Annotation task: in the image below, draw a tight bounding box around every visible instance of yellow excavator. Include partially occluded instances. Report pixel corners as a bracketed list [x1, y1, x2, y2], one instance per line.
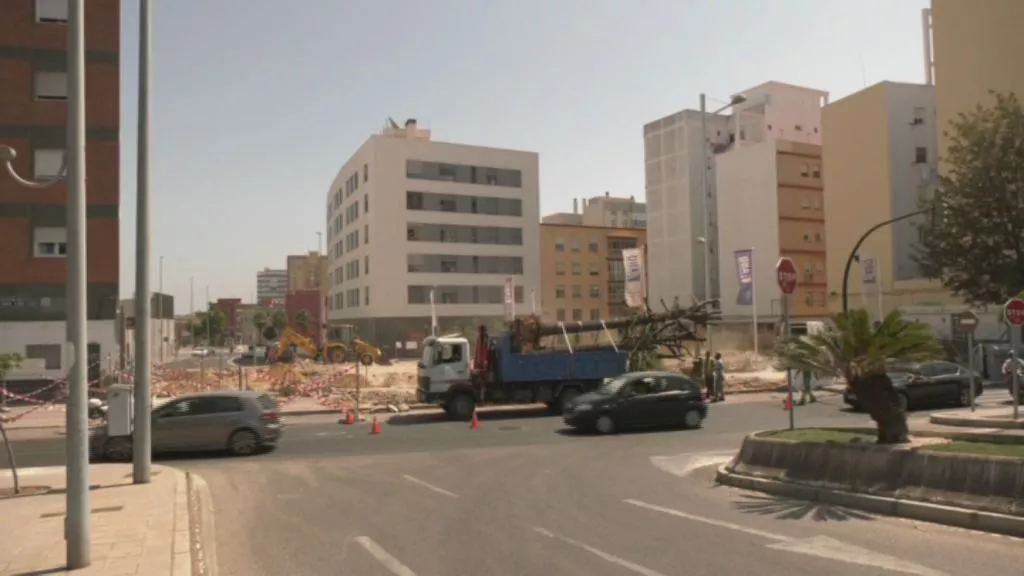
[271, 328, 321, 362]
[324, 324, 387, 365]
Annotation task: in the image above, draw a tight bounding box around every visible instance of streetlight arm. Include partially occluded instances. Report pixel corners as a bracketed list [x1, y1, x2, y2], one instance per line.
[0, 145, 68, 189]
[841, 207, 931, 313]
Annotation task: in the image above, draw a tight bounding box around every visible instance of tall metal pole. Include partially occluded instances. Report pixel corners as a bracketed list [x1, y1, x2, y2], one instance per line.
[783, 294, 794, 430]
[133, 0, 153, 485]
[158, 255, 164, 363]
[750, 247, 759, 354]
[699, 93, 714, 351]
[65, 0, 91, 567]
[967, 331, 976, 412]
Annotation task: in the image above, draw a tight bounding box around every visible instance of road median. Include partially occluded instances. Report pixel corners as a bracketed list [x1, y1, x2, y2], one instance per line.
[716, 427, 1024, 538]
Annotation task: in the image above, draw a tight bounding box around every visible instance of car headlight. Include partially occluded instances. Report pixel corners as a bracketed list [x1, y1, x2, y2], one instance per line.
[573, 403, 592, 412]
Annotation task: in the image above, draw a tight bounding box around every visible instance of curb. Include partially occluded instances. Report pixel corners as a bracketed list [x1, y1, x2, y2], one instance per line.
[715, 464, 1024, 539]
[930, 413, 1024, 430]
[170, 467, 192, 576]
[186, 471, 219, 576]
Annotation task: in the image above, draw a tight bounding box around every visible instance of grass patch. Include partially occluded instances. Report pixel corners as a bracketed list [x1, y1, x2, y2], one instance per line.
[759, 428, 876, 444]
[922, 441, 1024, 458]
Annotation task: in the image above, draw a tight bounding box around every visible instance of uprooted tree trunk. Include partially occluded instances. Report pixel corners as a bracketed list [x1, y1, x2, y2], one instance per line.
[851, 373, 910, 444]
[0, 420, 19, 494]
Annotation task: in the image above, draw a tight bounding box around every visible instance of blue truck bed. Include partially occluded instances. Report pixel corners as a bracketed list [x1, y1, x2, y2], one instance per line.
[495, 335, 628, 383]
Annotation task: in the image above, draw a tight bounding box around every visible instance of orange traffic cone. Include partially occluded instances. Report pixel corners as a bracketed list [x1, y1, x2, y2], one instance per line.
[470, 410, 480, 430]
[345, 411, 356, 425]
[784, 393, 793, 412]
[370, 416, 382, 435]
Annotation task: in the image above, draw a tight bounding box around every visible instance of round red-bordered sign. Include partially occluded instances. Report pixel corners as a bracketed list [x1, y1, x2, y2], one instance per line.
[1005, 298, 1024, 327]
[776, 257, 798, 295]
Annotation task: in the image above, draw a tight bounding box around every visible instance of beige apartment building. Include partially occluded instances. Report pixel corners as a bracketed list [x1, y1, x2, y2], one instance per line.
[821, 82, 945, 314]
[716, 140, 828, 321]
[542, 193, 646, 229]
[287, 251, 328, 292]
[539, 223, 646, 323]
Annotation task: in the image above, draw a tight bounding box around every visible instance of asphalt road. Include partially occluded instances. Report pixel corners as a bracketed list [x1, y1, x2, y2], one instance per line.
[5, 394, 1022, 575]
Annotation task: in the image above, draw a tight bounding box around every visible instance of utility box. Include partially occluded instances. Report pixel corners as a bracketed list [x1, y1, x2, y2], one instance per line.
[106, 383, 134, 437]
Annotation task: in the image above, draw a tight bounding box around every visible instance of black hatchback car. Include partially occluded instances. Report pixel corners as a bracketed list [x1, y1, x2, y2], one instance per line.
[563, 371, 707, 434]
[843, 360, 983, 412]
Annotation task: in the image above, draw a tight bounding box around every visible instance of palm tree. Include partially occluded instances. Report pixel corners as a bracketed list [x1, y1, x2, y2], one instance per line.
[775, 309, 942, 444]
[252, 311, 267, 344]
[270, 310, 289, 333]
[295, 309, 311, 334]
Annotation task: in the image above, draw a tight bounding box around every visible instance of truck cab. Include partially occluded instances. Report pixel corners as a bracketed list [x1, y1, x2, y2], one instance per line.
[417, 335, 474, 411]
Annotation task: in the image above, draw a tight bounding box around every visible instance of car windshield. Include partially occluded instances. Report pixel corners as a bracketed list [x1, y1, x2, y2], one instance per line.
[420, 344, 434, 368]
[597, 375, 631, 395]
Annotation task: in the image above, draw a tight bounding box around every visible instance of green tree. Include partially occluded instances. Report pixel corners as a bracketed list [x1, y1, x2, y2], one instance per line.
[0, 353, 23, 494]
[915, 91, 1024, 305]
[262, 325, 279, 342]
[775, 309, 942, 444]
[193, 305, 227, 346]
[270, 309, 289, 333]
[295, 309, 311, 334]
[252, 311, 267, 344]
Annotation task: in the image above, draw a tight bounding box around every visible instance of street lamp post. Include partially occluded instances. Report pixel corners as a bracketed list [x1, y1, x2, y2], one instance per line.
[699, 92, 747, 350]
[0, 0, 91, 567]
[842, 207, 934, 313]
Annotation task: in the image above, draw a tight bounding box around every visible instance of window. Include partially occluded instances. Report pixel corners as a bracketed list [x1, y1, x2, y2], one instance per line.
[571, 262, 581, 276]
[555, 263, 566, 276]
[365, 286, 370, 306]
[364, 194, 369, 214]
[588, 240, 599, 254]
[406, 223, 522, 245]
[589, 285, 600, 298]
[571, 239, 581, 253]
[35, 0, 68, 23]
[811, 164, 821, 178]
[588, 263, 600, 276]
[556, 309, 566, 321]
[405, 191, 522, 217]
[572, 309, 583, 321]
[25, 344, 61, 369]
[363, 163, 369, 183]
[34, 227, 67, 258]
[33, 148, 64, 179]
[589, 309, 600, 321]
[915, 147, 928, 164]
[801, 198, 810, 210]
[407, 285, 524, 305]
[799, 164, 809, 177]
[34, 71, 67, 100]
[364, 224, 369, 245]
[913, 107, 926, 124]
[555, 286, 566, 299]
[554, 238, 565, 253]
[794, 124, 804, 132]
[571, 285, 581, 299]
[405, 160, 523, 188]
[364, 255, 369, 275]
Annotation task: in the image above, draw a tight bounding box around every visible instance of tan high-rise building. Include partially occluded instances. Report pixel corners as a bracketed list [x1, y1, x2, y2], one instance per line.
[539, 223, 646, 323]
[287, 252, 327, 292]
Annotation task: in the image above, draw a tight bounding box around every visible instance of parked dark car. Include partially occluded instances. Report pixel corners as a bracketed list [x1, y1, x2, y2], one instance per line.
[91, 391, 283, 461]
[843, 361, 983, 412]
[562, 371, 707, 434]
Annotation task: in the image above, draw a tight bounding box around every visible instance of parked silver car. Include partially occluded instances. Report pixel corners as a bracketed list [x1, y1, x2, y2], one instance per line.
[92, 391, 283, 461]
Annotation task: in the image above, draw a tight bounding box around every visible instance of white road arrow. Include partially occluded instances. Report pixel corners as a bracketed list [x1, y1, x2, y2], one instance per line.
[625, 499, 948, 576]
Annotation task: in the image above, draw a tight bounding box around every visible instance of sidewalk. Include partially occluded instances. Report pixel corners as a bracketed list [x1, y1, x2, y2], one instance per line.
[0, 464, 209, 575]
[928, 406, 1024, 430]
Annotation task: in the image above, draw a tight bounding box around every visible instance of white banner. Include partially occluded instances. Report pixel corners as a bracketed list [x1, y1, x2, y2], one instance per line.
[861, 256, 877, 285]
[429, 288, 438, 336]
[622, 248, 645, 308]
[504, 277, 515, 320]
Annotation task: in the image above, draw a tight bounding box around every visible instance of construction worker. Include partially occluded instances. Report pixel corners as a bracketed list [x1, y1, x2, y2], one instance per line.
[702, 350, 715, 401]
[713, 352, 726, 401]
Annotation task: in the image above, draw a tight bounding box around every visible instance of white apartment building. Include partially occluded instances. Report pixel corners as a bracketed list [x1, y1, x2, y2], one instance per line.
[643, 81, 828, 308]
[542, 192, 646, 229]
[256, 268, 287, 304]
[324, 119, 540, 351]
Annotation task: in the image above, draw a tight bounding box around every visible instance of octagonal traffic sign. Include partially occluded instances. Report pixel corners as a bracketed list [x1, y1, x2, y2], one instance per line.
[776, 257, 798, 295]
[1005, 298, 1024, 327]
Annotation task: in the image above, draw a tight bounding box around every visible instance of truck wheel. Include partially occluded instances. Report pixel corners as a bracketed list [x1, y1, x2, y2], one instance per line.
[595, 415, 615, 434]
[448, 395, 476, 421]
[555, 388, 581, 415]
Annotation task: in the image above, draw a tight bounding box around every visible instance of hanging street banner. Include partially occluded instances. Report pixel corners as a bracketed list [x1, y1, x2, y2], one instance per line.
[734, 249, 754, 306]
[861, 256, 877, 285]
[622, 248, 645, 308]
[504, 277, 515, 320]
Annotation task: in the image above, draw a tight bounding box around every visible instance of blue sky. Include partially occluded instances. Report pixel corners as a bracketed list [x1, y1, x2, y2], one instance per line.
[116, 0, 931, 310]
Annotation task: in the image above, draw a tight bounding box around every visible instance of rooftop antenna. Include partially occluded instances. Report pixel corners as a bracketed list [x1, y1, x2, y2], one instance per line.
[387, 116, 400, 130]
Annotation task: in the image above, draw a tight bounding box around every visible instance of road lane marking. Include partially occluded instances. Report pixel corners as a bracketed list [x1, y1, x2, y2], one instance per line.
[531, 527, 667, 576]
[624, 499, 948, 576]
[650, 450, 736, 477]
[354, 536, 418, 576]
[624, 499, 787, 541]
[401, 474, 458, 498]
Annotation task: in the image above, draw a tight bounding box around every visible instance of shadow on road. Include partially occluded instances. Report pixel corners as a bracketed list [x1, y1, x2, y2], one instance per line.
[387, 406, 554, 426]
[731, 492, 875, 522]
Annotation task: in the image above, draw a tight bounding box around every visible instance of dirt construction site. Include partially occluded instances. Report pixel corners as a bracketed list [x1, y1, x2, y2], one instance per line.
[150, 350, 792, 413]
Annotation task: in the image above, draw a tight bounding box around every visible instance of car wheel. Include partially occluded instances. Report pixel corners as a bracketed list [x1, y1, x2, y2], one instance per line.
[958, 386, 972, 407]
[228, 429, 260, 456]
[448, 394, 475, 421]
[594, 414, 615, 435]
[897, 392, 910, 412]
[103, 437, 133, 462]
[682, 408, 703, 429]
[556, 388, 581, 415]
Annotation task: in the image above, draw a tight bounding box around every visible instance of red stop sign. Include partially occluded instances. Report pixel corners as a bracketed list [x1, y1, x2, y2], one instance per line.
[1005, 298, 1024, 326]
[776, 257, 798, 295]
